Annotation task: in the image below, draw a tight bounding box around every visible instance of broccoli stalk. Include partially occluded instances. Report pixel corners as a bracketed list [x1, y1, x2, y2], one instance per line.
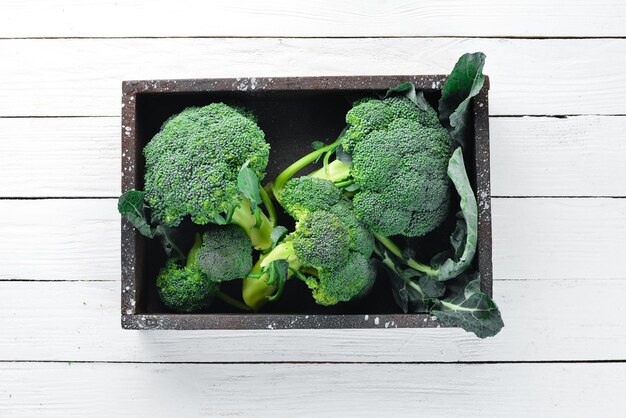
[373, 232, 438, 277]
[242, 240, 301, 310]
[272, 139, 342, 201]
[229, 195, 274, 251]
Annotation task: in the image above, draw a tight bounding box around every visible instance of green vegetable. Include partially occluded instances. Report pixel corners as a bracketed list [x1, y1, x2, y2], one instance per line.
[118, 189, 192, 259]
[243, 177, 375, 310]
[156, 231, 251, 313]
[438, 52, 486, 147]
[374, 148, 477, 281]
[196, 225, 253, 283]
[431, 273, 503, 339]
[273, 94, 452, 238]
[142, 103, 274, 250]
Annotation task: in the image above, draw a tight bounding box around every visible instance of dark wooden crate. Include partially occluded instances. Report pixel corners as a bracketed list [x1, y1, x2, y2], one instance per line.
[120, 76, 491, 330]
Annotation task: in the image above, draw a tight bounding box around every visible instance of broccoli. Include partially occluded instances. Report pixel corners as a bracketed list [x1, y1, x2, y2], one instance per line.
[273, 95, 451, 238]
[242, 177, 375, 310]
[143, 103, 274, 250]
[196, 225, 253, 283]
[156, 230, 252, 313]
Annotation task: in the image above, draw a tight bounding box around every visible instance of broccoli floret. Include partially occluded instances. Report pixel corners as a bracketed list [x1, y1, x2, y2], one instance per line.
[349, 118, 451, 236]
[280, 176, 343, 218]
[196, 225, 253, 282]
[156, 259, 219, 313]
[292, 210, 351, 271]
[156, 232, 251, 313]
[242, 178, 375, 310]
[304, 253, 376, 306]
[143, 103, 274, 250]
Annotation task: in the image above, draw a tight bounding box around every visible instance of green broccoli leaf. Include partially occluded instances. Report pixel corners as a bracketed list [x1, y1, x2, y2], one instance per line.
[118, 190, 156, 238]
[431, 272, 504, 338]
[270, 226, 289, 250]
[384, 82, 429, 111]
[237, 163, 262, 210]
[154, 224, 189, 260]
[379, 249, 437, 313]
[438, 52, 486, 147]
[335, 144, 352, 165]
[118, 189, 190, 259]
[435, 148, 478, 281]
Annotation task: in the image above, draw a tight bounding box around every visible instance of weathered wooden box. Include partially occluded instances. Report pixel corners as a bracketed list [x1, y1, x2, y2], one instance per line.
[120, 76, 491, 330]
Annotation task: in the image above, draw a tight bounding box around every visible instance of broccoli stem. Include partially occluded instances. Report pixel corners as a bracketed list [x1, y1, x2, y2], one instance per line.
[231, 197, 274, 251]
[215, 291, 252, 311]
[260, 186, 277, 227]
[309, 159, 351, 184]
[273, 139, 342, 200]
[241, 241, 301, 310]
[373, 232, 439, 277]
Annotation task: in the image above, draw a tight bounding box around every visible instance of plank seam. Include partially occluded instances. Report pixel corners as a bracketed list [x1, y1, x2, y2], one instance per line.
[1, 360, 626, 365]
[2, 36, 626, 40]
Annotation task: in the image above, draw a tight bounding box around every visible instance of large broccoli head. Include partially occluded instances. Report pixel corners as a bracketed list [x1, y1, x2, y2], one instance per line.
[341, 96, 452, 237]
[143, 103, 270, 227]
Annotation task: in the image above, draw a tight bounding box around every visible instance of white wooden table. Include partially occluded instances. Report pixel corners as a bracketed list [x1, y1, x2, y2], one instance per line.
[1, 1, 625, 416]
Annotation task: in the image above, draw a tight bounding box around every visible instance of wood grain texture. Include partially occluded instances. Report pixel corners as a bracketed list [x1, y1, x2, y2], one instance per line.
[490, 116, 626, 197]
[1, 38, 625, 117]
[2, 362, 625, 417]
[2, 116, 624, 198]
[0, 0, 624, 38]
[0, 279, 624, 362]
[0, 200, 119, 281]
[1, 198, 623, 281]
[0, 118, 120, 197]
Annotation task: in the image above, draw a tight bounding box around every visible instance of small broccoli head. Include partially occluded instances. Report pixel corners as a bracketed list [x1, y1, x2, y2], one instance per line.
[340, 96, 452, 237]
[196, 225, 253, 283]
[156, 259, 219, 313]
[143, 103, 270, 226]
[292, 210, 351, 271]
[281, 176, 343, 219]
[303, 253, 376, 306]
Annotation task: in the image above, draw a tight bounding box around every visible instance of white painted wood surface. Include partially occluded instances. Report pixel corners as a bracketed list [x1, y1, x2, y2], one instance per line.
[1, 0, 624, 38]
[1, 38, 626, 116]
[2, 363, 625, 417]
[1, 0, 625, 416]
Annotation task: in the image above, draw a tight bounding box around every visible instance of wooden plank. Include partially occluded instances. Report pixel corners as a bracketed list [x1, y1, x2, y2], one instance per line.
[2, 116, 624, 198]
[0, 279, 624, 362]
[1, 362, 624, 416]
[0, 199, 119, 281]
[1, 38, 625, 116]
[0, 118, 120, 197]
[0, 0, 624, 38]
[492, 198, 626, 279]
[490, 116, 626, 197]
